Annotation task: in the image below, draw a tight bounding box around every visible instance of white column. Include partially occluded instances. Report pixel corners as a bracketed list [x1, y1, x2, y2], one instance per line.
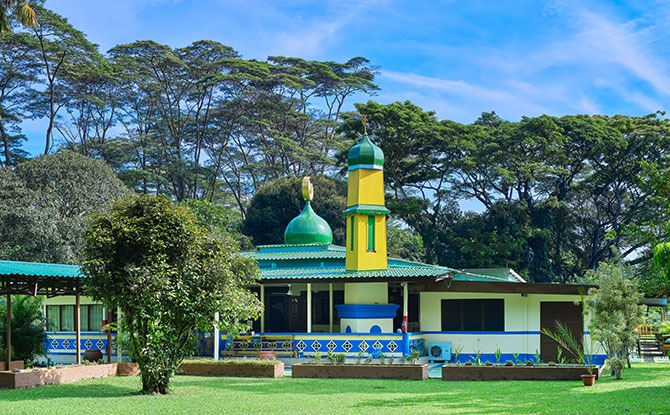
[329, 283, 333, 332]
[213, 312, 220, 360]
[75, 293, 81, 365]
[116, 306, 122, 362]
[403, 282, 409, 317]
[6, 293, 11, 369]
[307, 283, 312, 333]
[260, 285, 265, 332]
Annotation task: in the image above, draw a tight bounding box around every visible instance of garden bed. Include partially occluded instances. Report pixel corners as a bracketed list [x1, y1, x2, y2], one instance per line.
[177, 359, 284, 378]
[292, 363, 428, 380]
[0, 360, 24, 371]
[441, 364, 600, 381]
[0, 363, 118, 389]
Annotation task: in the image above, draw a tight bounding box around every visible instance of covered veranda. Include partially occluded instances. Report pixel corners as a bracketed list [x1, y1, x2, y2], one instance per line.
[0, 260, 88, 369]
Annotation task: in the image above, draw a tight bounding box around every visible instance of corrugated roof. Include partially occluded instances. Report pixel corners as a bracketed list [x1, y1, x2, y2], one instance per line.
[243, 244, 523, 283]
[0, 260, 84, 278]
[244, 250, 346, 261]
[259, 266, 453, 280]
[460, 268, 526, 283]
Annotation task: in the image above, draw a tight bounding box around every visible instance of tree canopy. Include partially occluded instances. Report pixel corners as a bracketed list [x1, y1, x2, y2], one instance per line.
[582, 259, 644, 378]
[2, 2, 669, 286]
[0, 150, 128, 263]
[339, 104, 670, 282]
[242, 176, 347, 246]
[83, 194, 262, 394]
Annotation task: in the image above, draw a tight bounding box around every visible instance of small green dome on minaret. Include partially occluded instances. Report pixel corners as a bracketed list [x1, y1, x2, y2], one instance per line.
[347, 135, 384, 170]
[283, 177, 333, 245]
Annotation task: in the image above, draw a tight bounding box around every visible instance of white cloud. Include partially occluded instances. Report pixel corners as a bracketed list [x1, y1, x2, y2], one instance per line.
[522, 1, 670, 98]
[572, 8, 670, 96]
[378, 70, 558, 121]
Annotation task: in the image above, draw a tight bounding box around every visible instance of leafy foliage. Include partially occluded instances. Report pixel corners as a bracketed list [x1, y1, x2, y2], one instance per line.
[83, 194, 262, 394]
[0, 150, 128, 263]
[242, 176, 347, 246]
[0, 295, 46, 361]
[582, 259, 644, 379]
[341, 105, 670, 281]
[181, 198, 252, 250]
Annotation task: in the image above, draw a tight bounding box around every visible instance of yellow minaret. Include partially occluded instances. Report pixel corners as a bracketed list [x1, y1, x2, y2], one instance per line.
[345, 128, 389, 271]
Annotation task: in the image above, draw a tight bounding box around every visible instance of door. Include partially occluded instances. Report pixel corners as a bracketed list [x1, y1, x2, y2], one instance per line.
[540, 302, 583, 362]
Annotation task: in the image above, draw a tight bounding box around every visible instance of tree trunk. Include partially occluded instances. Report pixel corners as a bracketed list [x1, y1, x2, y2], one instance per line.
[0, 114, 10, 168]
[140, 367, 171, 394]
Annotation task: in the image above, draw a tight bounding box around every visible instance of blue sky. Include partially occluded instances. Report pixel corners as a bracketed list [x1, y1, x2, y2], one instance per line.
[34, 0, 669, 147]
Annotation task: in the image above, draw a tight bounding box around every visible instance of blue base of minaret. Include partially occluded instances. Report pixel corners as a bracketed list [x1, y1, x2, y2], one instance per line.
[335, 304, 399, 319]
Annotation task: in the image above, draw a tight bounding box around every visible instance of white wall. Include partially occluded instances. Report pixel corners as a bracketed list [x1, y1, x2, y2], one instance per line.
[420, 292, 586, 356]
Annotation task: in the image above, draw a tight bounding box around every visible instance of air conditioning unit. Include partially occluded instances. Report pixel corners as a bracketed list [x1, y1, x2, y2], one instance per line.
[428, 342, 452, 363]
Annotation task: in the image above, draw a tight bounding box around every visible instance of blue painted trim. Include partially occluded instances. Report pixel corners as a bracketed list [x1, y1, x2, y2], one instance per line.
[335, 304, 399, 319]
[348, 164, 383, 171]
[232, 332, 403, 337]
[418, 330, 542, 335]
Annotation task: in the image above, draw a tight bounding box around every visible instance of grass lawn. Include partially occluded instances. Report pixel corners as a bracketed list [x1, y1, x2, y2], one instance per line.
[1, 362, 669, 415]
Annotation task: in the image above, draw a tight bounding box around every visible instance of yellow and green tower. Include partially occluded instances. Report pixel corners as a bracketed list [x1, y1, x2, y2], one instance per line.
[345, 134, 390, 271]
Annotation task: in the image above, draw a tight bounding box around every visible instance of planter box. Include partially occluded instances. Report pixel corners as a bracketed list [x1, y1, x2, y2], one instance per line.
[441, 365, 600, 381]
[177, 361, 284, 378]
[0, 364, 118, 389]
[292, 363, 428, 380]
[116, 363, 140, 377]
[0, 360, 24, 371]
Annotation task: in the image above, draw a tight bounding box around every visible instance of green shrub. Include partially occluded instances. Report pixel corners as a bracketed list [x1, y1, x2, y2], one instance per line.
[406, 350, 420, 364]
[327, 352, 346, 365]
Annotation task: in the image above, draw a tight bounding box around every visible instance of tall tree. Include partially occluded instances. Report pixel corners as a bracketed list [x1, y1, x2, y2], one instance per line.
[582, 259, 644, 379]
[0, 0, 36, 33]
[0, 150, 128, 263]
[84, 194, 263, 394]
[0, 31, 40, 167]
[30, 5, 100, 154]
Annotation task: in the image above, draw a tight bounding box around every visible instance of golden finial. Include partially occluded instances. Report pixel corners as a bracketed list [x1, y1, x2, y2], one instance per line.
[361, 114, 368, 135]
[302, 176, 314, 201]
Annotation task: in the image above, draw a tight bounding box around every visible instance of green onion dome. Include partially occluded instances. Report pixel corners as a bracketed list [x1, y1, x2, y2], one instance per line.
[283, 201, 333, 245]
[348, 135, 384, 170]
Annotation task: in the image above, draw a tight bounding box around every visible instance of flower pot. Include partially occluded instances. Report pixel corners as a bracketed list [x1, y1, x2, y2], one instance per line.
[581, 374, 596, 386]
[257, 351, 278, 360]
[117, 363, 140, 376]
[83, 349, 103, 362]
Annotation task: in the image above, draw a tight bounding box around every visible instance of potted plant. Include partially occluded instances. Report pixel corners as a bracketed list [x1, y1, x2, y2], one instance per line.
[541, 322, 597, 386]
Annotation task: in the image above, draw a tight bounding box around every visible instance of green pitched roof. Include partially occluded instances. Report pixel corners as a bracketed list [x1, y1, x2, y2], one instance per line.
[343, 204, 391, 216]
[0, 260, 84, 278]
[243, 243, 522, 283]
[259, 266, 452, 280]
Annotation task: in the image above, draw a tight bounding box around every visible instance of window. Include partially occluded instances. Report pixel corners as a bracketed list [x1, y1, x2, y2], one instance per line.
[349, 217, 355, 251]
[367, 215, 375, 251]
[47, 305, 104, 331]
[441, 299, 504, 331]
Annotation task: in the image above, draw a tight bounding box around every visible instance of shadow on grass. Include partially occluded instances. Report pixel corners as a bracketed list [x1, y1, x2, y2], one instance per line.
[3, 364, 670, 414]
[173, 374, 431, 394]
[0, 378, 143, 402]
[355, 384, 670, 415]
